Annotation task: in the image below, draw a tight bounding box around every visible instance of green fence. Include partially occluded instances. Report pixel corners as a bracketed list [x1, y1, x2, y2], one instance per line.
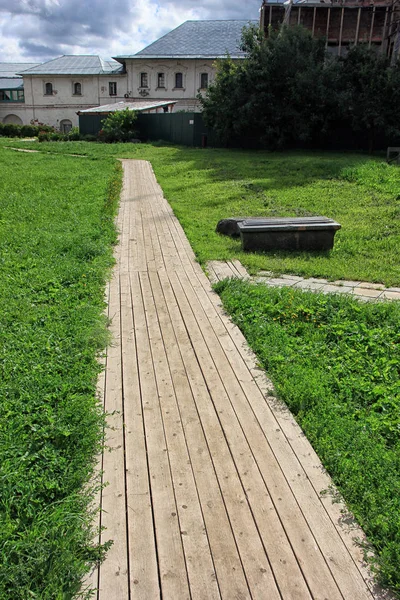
[78, 111, 222, 147]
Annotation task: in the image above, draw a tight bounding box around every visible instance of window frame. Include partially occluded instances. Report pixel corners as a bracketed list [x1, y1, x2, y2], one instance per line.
[140, 72, 149, 88]
[73, 82, 82, 96]
[200, 73, 209, 90]
[157, 72, 165, 89]
[44, 82, 53, 96]
[174, 72, 183, 89]
[109, 81, 117, 96]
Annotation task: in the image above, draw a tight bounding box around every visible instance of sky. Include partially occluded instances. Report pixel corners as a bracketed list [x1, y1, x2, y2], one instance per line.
[0, 0, 261, 64]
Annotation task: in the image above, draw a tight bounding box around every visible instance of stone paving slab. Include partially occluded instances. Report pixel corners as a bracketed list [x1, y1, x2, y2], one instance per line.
[207, 261, 400, 302]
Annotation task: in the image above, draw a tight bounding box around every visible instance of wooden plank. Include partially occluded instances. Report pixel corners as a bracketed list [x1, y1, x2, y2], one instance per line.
[171, 268, 341, 599]
[157, 269, 264, 600]
[140, 271, 221, 600]
[98, 271, 129, 600]
[120, 272, 160, 599]
[231, 260, 250, 279]
[180, 270, 374, 599]
[129, 270, 191, 600]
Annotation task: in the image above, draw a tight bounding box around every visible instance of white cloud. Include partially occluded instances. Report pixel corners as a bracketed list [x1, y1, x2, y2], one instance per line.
[0, 0, 260, 62]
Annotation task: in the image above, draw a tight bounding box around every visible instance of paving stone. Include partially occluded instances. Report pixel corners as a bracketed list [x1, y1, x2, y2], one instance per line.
[280, 274, 304, 282]
[386, 287, 400, 293]
[321, 285, 353, 295]
[331, 280, 361, 287]
[356, 282, 385, 290]
[294, 280, 325, 291]
[307, 277, 329, 284]
[268, 278, 298, 287]
[353, 287, 383, 298]
[380, 290, 400, 300]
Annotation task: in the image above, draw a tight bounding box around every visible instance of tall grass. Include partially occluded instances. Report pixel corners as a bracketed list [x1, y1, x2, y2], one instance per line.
[0, 148, 120, 598]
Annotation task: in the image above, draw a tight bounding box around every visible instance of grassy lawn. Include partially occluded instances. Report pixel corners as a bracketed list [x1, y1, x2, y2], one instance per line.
[0, 145, 120, 598]
[0, 138, 399, 597]
[4, 139, 399, 285]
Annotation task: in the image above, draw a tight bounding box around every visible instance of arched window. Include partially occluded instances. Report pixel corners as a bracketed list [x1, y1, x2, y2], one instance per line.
[45, 82, 53, 95]
[60, 119, 72, 133]
[73, 82, 82, 95]
[3, 114, 23, 125]
[175, 72, 183, 89]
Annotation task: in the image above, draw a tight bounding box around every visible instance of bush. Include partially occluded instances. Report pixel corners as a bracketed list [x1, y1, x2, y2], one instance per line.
[100, 108, 138, 142]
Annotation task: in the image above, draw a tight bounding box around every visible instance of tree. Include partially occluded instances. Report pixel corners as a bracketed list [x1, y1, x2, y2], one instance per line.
[200, 25, 335, 148]
[339, 45, 400, 151]
[100, 108, 138, 142]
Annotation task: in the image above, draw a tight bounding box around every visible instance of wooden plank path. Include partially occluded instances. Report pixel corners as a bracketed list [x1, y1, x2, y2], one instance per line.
[92, 159, 386, 600]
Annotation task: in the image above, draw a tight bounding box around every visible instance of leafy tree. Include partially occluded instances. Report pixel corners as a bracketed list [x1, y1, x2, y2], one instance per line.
[339, 45, 400, 151]
[201, 25, 335, 148]
[200, 25, 400, 151]
[100, 108, 138, 142]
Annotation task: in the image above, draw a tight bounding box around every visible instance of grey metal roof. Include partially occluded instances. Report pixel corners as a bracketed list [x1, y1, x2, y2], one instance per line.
[78, 100, 177, 114]
[0, 78, 24, 90]
[115, 20, 259, 60]
[0, 63, 39, 78]
[20, 55, 124, 76]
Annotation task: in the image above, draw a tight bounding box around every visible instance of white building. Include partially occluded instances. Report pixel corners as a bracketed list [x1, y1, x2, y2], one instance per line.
[0, 20, 256, 128]
[114, 20, 257, 112]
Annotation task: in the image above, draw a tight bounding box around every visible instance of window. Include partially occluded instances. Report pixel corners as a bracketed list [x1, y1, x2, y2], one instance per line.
[157, 73, 165, 88]
[73, 82, 82, 95]
[109, 82, 117, 96]
[200, 73, 208, 89]
[16, 90, 25, 101]
[175, 72, 183, 89]
[140, 72, 148, 88]
[0, 90, 11, 101]
[45, 82, 53, 95]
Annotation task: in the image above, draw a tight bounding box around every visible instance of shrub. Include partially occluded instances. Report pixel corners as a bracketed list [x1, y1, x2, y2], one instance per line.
[100, 108, 138, 142]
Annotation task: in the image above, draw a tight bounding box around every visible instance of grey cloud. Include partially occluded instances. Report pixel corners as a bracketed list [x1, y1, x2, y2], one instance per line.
[1, 0, 261, 62]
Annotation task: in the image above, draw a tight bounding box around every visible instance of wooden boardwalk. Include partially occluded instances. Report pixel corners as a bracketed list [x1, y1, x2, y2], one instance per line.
[91, 160, 383, 600]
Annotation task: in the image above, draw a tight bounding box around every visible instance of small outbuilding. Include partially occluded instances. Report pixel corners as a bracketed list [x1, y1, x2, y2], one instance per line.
[77, 100, 177, 135]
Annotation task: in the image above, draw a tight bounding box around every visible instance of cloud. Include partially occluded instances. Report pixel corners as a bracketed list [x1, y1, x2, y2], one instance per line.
[0, 0, 261, 62]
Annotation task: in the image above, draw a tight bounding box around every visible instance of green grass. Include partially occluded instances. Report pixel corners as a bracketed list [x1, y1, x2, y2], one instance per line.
[215, 278, 400, 595]
[3, 140, 399, 285]
[0, 146, 120, 598]
[1, 139, 399, 597]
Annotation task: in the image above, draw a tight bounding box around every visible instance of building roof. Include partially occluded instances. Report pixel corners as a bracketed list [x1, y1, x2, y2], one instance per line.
[115, 20, 259, 60]
[19, 55, 124, 76]
[0, 78, 24, 90]
[0, 63, 39, 78]
[77, 100, 177, 114]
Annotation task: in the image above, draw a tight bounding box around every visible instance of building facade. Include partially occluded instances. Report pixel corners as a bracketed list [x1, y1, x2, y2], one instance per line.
[0, 20, 256, 128]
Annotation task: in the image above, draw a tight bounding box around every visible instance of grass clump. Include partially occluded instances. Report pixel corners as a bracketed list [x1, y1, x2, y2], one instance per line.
[0, 148, 121, 598]
[215, 278, 400, 595]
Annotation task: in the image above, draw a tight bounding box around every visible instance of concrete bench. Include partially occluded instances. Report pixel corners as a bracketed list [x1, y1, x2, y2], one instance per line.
[238, 217, 341, 252]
